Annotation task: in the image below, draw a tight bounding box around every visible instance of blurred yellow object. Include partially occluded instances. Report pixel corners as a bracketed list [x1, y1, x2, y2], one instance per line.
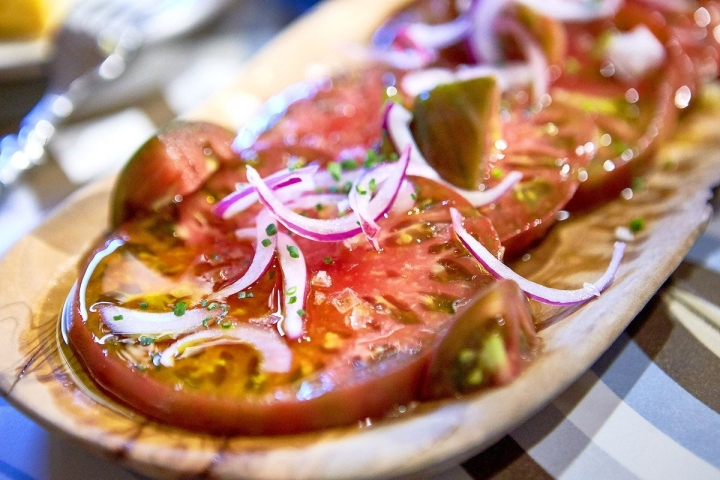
[0, 0, 69, 40]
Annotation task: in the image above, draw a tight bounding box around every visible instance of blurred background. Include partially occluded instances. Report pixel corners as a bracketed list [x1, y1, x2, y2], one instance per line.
[0, 0, 318, 252]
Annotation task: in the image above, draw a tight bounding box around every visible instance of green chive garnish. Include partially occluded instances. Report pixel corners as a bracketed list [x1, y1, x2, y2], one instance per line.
[173, 301, 187, 316]
[287, 245, 300, 258]
[261, 238, 272, 247]
[323, 256, 333, 265]
[113, 314, 123, 321]
[139, 336, 155, 346]
[297, 309, 307, 316]
[265, 223, 277, 236]
[289, 296, 297, 304]
[328, 161, 342, 181]
[341, 159, 358, 170]
[139, 302, 148, 309]
[629, 217, 645, 233]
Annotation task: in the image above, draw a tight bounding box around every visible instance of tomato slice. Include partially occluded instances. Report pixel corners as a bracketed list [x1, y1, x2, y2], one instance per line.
[480, 96, 598, 259]
[245, 66, 390, 168]
[69, 175, 503, 435]
[553, 4, 694, 210]
[110, 121, 241, 229]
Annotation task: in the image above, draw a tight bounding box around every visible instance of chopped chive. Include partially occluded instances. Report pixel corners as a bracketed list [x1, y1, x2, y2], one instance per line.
[219, 319, 233, 329]
[297, 309, 307, 316]
[369, 178, 377, 192]
[139, 336, 155, 346]
[323, 256, 333, 265]
[288, 296, 297, 304]
[202, 318, 211, 328]
[341, 159, 358, 170]
[410, 193, 418, 200]
[341, 181, 352, 194]
[265, 223, 277, 236]
[286, 286, 297, 295]
[491, 167, 504, 179]
[315, 203, 323, 211]
[201, 299, 207, 308]
[207, 302, 219, 311]
[365, 149, 381, 168]
[356, 185, 367, 195]
[629, 217, 645, 233]
[328, 161, 342, 181]
[631, 176, 646, 191]
[261, 238, 272, 247]
[287, 245, 300, 258]
[173, 301, 187, 316]
[238, 291, 248, 299]
[139, 302, 148, 310]
[113, 314, 123, 321]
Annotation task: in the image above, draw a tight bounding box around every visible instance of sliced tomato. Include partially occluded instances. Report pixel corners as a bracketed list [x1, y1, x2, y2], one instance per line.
[69, 175, 505, 435]
[553, 3, 702, 210]
[480, 97, 598, 259]
[110, 121, 241, 229]
[245, 66, 390, 168]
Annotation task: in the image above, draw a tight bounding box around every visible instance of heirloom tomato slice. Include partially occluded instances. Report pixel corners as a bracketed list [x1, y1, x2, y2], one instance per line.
[553, 4, 687, 210]
[69, 173, 505, 435]
[110, 121, 241, 229]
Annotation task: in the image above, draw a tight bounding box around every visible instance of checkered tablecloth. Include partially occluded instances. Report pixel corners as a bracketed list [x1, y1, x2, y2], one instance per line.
[2, 2, 720, 479]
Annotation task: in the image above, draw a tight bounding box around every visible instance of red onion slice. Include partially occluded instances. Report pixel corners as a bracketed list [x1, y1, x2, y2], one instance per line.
[210, 210, 277, 300]
[385, 102, 521, 206]
[313, 168, 362, 191]
[99, 305, 220, 336]
[468, 0, 509, 64]
[514, 0, 622, 21]
[451, 208, 625, 306]
[494, 17, 549, 99]
[348, 151, 411, 249]
[159, 325, 292, 371]
[247, 148, 410, 243]
[277, 232, 307, 340]
[214, 164, 319, 219]
[401, 63, 533, 99]
[248, 165, 362, 241]
[400, 15, 472, 50]
[79, 238, 125, 321]
[370, 47, 437, 70]
[287, 193, 351, 213]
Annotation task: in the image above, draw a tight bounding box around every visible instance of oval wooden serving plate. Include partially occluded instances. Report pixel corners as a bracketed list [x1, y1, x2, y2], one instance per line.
[2, 1, 720, 478]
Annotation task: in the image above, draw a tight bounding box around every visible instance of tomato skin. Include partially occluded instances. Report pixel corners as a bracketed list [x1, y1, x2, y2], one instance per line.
[110, 121, 241, 229]
[421, 279, 536, 400]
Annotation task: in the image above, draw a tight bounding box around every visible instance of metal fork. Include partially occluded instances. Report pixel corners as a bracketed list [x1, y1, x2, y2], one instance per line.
[0, 0, 229, 198]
